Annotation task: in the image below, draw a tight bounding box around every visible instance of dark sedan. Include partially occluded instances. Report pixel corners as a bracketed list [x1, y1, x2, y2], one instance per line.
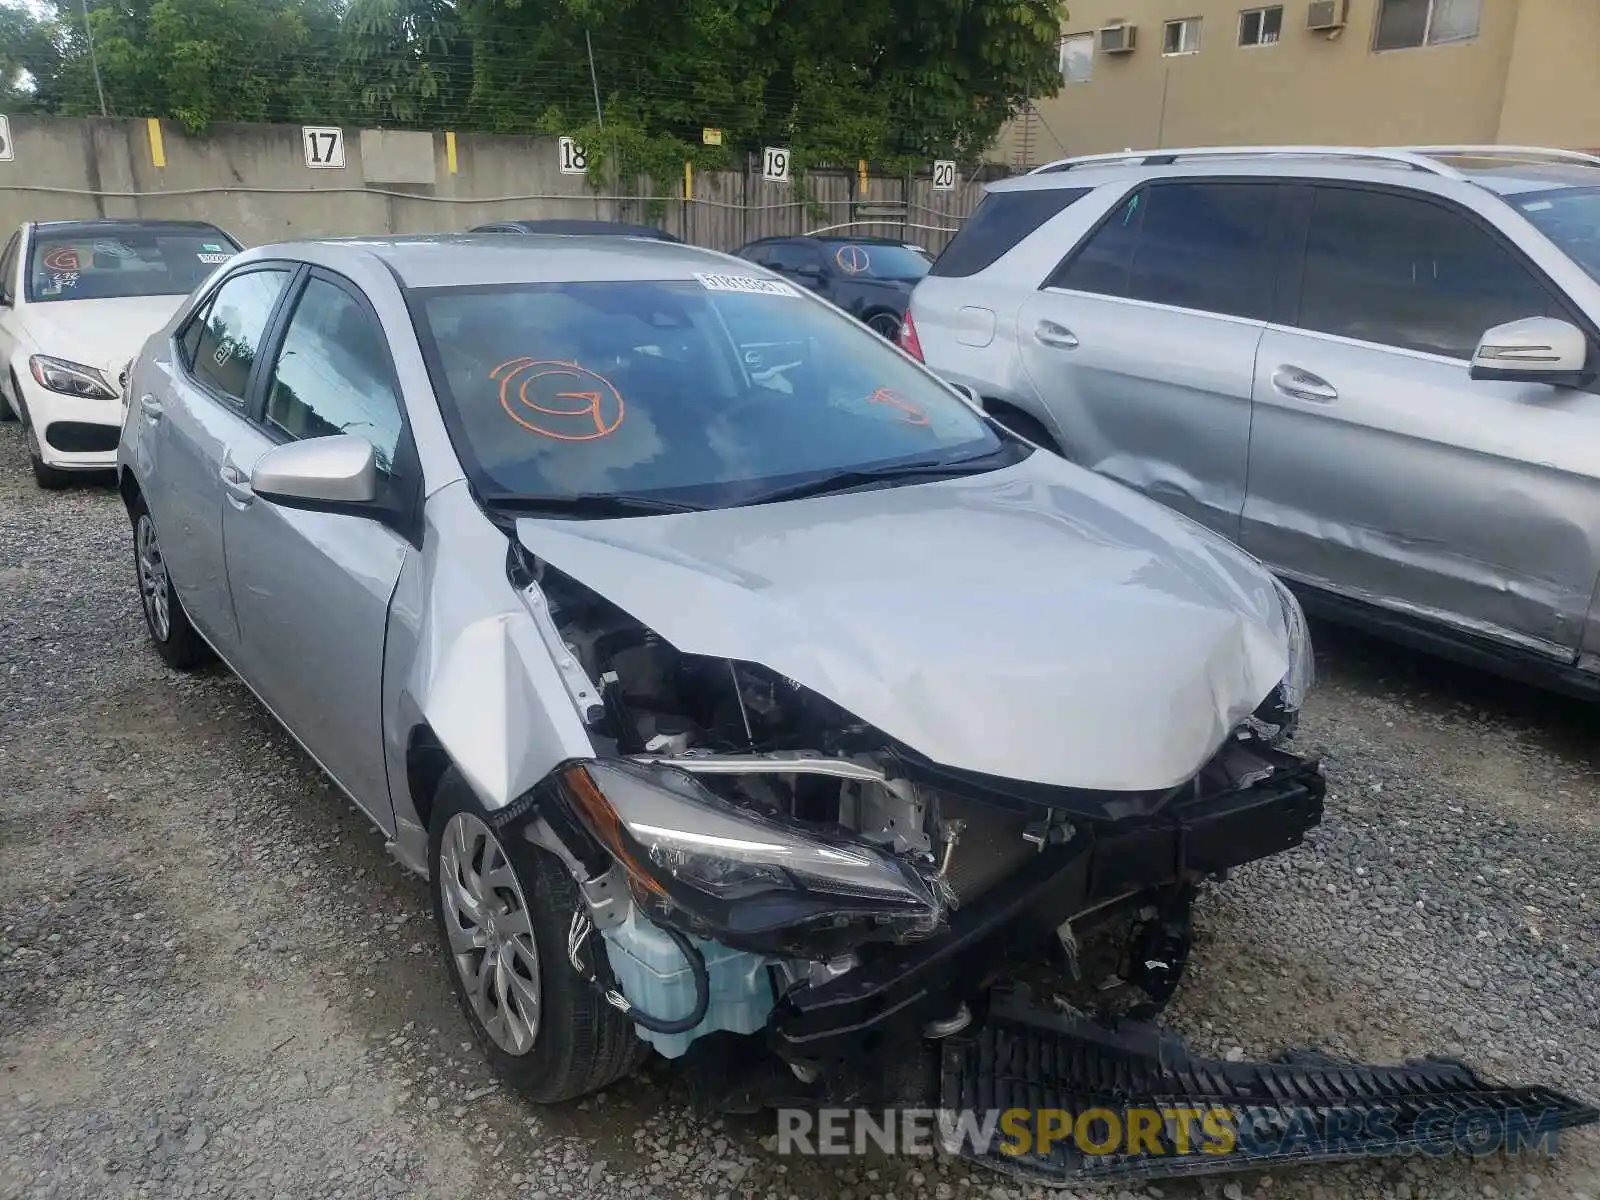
[732, 235, 932, 340]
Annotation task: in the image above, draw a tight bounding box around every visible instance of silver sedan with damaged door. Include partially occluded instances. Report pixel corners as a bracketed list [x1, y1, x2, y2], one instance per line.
[113, 233, 1595, 1184]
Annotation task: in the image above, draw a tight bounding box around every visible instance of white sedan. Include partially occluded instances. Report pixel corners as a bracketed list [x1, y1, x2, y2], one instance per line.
[0, 218, 241, 487]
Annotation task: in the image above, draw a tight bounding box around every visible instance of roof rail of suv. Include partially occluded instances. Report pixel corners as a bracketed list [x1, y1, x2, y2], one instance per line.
[1392, 145, 1600, 169]
[1027, 145, 1467, 179]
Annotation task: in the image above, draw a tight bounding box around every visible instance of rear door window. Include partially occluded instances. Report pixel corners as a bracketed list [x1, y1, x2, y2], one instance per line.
[928, 187, 1091, 278]
[1297, 186, 1560, 359]
[185, 268, 293, 406]
[1050, 182, 1279, 320]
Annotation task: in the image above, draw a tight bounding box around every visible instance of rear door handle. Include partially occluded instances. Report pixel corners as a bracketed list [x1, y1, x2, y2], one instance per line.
[220, 461, 254, 507]
[1035, 321, 1080, 350]
[138, 394, 163, 421]
[1271, 366, 1338, 403]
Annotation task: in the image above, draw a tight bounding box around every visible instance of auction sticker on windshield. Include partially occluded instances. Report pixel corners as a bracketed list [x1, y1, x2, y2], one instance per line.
[694, 272, 799, 297]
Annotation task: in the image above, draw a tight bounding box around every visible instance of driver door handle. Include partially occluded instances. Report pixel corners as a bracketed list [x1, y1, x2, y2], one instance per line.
[1035, 321, 1080, 350]
[138, 394, 163, 422]
[1272, 366, 1339, 404]
[220, 460, 254, 507]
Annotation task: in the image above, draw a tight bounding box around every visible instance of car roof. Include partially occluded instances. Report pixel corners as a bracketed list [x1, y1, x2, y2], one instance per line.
[31, 218, 229, 233]
[986, 150, 1600, 202]
[470, 218, 681, 241]
[255, 233, 747, 288]
[742, 234, 916, 247]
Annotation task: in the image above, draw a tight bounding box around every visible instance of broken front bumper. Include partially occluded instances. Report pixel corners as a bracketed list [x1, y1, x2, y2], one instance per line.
[769, 737, 1325, 1059]
[939, 993, 1599, 1182]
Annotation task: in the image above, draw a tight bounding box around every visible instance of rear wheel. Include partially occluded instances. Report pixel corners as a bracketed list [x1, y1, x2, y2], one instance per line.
[130, 496, 213, 669]
[429, 768, 648, 1102]
[866, 312, 902, 341]
[987, 405, 1063, 456]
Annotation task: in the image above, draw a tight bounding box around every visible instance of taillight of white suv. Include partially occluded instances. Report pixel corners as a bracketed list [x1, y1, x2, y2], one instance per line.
[898, 309, 925, 362]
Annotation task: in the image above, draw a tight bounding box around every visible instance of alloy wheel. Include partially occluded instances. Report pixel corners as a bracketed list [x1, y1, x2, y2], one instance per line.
[136, 514, 171, 642]
[439, 812, 542, 1055]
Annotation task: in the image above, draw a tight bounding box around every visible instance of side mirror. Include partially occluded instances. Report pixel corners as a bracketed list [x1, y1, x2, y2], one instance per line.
[251, 434, 378, 510]
[793, 266, 826, 288]
[1470, 317, 1592, 388]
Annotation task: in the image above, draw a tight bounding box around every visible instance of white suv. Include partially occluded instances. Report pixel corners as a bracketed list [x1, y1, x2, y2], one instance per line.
[904, 146, 1600, 697]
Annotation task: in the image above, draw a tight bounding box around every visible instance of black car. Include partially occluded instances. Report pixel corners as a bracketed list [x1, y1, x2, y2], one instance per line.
[469, 218, 682, 242]
[733, 235, 933, 340]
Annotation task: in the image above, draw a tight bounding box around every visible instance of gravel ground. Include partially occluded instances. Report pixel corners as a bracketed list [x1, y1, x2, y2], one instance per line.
[1, 426, 1596, 1200]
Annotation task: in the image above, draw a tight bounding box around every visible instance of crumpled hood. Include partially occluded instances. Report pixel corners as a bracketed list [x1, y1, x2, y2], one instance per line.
[23, 296, 185, 387]
[515, 452, 1291, 792]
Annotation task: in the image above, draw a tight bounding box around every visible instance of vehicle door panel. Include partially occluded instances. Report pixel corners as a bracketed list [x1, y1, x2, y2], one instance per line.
[1016, 181, 1281, 540]
[148, 266, 295, 654]
[222, 270, 412, 827]
[1241, 183, 1600, 659]
[0, 231, 25, 412]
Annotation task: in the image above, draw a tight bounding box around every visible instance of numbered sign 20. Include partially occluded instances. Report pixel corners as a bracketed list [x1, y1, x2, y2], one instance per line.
[302, 126, 345, 169]
[762, 146, 790, 184]
[932, 160, 956, 191]
[559, 137, 588, 175]
[0, 115, 14, 163]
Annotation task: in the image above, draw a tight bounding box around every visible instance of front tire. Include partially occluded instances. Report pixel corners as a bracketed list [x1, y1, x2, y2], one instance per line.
[129, 496, 213, 670]
[429, 769, 648, 1103]
[866, 312, 902, 341]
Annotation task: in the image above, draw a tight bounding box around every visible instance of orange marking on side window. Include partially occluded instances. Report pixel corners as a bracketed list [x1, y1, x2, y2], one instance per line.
[490, 358, 625, 441]
[866, 386, 929, 426]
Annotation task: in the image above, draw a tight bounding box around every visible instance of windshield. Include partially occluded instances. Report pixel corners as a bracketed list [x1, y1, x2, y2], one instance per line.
[825, 242, 932, 281]
[410, 276, 1002, 509]
[27, 226, 240, 303]
[1515, 188, 1600, 283]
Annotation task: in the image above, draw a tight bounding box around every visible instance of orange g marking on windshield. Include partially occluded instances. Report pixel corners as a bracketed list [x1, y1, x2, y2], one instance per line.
[865, 386, 929, 426]
[490, 358, 625, 441]
[42, 246, 81, 272]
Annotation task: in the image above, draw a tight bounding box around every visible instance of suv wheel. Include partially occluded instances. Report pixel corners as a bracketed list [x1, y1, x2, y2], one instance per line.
[429, 768, 648, 1102]
[130, 497, 213, 669]
[866, 312, 902, 341]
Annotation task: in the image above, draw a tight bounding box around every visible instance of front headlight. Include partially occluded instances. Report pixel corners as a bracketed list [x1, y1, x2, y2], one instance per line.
[1273, 576, 1314, 713]
[30, 355, 118, 400]
[555, 759, 943, 946]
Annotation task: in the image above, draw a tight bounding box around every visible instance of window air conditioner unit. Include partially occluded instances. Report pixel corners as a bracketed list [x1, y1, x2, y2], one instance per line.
[1307, 0, 1348, 31]
[1098, 24, 1136, 54]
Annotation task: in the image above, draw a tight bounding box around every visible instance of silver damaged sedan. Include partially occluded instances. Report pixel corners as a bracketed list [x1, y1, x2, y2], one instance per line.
[116, 235, 1323, 1110]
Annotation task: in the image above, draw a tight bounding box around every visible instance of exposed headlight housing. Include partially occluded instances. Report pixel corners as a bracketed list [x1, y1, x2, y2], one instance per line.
[554, 759, 944, 954]
[1273, 575, 1314, 713]
[30, 354, 118, 400]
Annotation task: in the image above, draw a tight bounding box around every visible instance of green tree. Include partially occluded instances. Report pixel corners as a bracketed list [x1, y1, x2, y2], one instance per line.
[460, 0, 1063, 178]
[342, 0, 471, 127]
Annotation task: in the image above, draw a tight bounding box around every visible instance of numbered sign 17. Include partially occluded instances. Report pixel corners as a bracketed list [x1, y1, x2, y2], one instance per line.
[0, 115, 14, 163]
[932, 160, 956, 191]
[302, 126, 345, 169]
[762, 146, 790, 184]
[559, 137, 588, 175]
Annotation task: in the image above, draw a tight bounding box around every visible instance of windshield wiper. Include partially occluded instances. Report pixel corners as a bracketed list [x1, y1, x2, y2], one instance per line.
[739, 446, 1018, 507]
[480, 491, 705, 517]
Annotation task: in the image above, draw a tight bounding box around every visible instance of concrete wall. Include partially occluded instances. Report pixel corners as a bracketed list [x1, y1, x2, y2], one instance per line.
[0, 117, 984, 253]
[999, 0, 1539, 165]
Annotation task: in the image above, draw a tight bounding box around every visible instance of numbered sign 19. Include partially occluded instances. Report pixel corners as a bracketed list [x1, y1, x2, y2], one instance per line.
[0, 115, 14, 163]
[762, 146, 790, 183]
[932, 160, 956, 191]
[558, 137, 588, 175]
[302, 126, 345, 169]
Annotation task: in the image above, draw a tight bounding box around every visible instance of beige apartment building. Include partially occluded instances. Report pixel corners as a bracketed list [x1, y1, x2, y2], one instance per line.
[996, 0, 1600, 168]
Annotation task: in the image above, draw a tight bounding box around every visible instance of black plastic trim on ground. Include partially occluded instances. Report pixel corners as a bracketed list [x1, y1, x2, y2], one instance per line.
[938, 997, 1600, 1182]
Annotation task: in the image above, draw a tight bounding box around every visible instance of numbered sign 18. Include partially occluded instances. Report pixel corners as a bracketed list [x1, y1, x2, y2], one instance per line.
[762, 146, 790, 183]
[558, 137, 588, 175]
[302, 126, 345, 169]
[0, 115, 14, 163]
[932, 160, 956, 191]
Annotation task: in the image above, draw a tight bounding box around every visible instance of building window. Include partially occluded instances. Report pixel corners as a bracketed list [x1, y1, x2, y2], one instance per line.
[1163, 17, 1203, 55]
[1059, 33, 1094, 83]
[1374, 0, 1482, 51]
[1239, 6, 1283, 46]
